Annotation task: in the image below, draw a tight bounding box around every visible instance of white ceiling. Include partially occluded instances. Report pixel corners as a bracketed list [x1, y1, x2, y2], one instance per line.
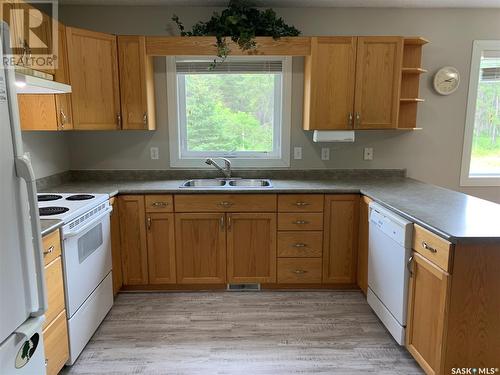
[59, 0, 500, 8]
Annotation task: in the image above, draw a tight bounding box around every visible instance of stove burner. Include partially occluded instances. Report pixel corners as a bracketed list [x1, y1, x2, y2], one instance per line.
[39, 207, 69, 216]
[66, 194, 95, 201]
[38, 194, 63, 202]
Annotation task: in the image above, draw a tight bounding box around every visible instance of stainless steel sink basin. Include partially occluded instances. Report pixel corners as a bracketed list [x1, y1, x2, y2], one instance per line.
[182, 179, 227, 187]
[180, 178, 272, 188]
[228, 179, 272, 187]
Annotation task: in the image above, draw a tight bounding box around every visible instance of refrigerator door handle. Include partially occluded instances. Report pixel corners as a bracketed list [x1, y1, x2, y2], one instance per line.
[15, 155, 47, 317]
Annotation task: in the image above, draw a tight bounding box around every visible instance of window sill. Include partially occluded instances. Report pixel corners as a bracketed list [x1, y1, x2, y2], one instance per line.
[460, 177, 500, 187]
[170, 157, 290, 169]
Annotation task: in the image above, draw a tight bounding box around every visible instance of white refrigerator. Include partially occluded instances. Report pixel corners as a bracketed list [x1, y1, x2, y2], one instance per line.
[0, 22, 48, 374]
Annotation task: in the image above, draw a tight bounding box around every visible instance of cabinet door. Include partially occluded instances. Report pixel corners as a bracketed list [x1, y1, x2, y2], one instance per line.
[17, 94, 58, 131]
[357, 195, 372, 294]
[146, 213, 176, 284]
[354, 36, 403, 129]
[303, 37, 357, 130]
[322, 195, 359, 284]
[66, 27, 120, 130]
[406, 252, 450, 375]
[118, 195, 148, 285]
[175, 213, 226, 284]
[227, 213, 276, 283]
[117, 36, 156, 130]
[109, 197, 122, 294]
[54, 22, 73, 130]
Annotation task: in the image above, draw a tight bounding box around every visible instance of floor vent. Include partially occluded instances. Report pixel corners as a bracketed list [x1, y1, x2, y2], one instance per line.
[227, 283, 261, 291]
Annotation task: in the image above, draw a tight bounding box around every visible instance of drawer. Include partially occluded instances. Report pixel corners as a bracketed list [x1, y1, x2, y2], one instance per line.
[278, 213, 323, 231]
[277, 258, 322, 284]
[277, 231, 323, 257]
[145, 194, 173, 212]
[412, 224, 453, 272]
[43, 310, 69, 375]
[278, 194, 324, 212]
[175, 194, 277, 212]
[43, 257, 66, 330]
[42, 229, 61, 266]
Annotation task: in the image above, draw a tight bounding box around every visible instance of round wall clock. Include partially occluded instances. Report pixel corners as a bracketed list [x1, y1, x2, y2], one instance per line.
[433, 66, 460, 95]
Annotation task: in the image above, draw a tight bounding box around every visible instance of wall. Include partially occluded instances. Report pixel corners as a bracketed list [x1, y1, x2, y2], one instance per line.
[22, 132, 70, 179]
[57, 6, 500, 203]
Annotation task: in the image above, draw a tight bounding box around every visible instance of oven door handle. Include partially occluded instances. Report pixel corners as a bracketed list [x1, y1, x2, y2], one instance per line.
[63, 206, 113, 239]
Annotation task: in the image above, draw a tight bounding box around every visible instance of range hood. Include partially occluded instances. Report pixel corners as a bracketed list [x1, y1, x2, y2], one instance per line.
[14, 68, 72, 94]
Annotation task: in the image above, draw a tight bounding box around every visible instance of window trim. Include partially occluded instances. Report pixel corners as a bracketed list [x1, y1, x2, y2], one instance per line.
[460, 40, 500, 187]
[166, 56, 292, 168]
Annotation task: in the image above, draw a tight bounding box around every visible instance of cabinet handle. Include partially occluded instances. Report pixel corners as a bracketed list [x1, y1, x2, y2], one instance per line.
[407, 255, 414, 277]
[117, 113, 122, 128]
[152, 202, 167, 208]
[43, 246, 54, 256]
[293, 243, 307, 248]
[220, 216, 225, 230]
[292, 269, 307, 275]
[59, 110, 68, 128]
[421, 241, 437, 253]
[355, 112, 361, 127]
[227, 216, 232, 231]
[143, 112, 148, 125]
[294, 201, 309, 207]
[218, 201, 233, 208]
[293, 220, 309, 225]
[147, 217, 151, 230]
[348, 112, 353, 127]
[45, 358, 48, 367]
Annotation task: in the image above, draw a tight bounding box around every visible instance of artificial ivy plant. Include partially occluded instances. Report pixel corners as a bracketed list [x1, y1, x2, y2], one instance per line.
[172, 0, 301, 65]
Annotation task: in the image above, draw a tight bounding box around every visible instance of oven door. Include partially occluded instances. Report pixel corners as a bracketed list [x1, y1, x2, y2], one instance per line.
[62, 208, 112, 318]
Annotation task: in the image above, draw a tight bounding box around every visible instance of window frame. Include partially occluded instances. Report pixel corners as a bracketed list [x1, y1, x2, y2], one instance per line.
[166, 56, 292, 168]
[460, 40, 500, 187]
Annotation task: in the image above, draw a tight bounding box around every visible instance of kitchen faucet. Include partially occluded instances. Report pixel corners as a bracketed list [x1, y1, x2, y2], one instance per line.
[205, 158, 232, 178]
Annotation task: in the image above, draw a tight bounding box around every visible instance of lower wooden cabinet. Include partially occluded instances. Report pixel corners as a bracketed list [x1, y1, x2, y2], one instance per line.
[146, 212, 176, 284]
[110, 197, 123, 295]
[357, 195, 372, 294]
[175, 213, 227, 284]
[406, 252, 450, 375]
[277, 258, 322, 284]
[119, 195, 149, 285]
[43, 310, 69, 375]
[322, 194, 359, 284]
[227, 213, 276, 283]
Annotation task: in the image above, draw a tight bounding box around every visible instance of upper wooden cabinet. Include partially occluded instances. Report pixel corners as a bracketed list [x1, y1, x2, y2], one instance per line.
[227, 213, 277, 283]
[304, 36, 412, 130]
[354, 37, 403, 129]
[66, 27, 121, 130]
[117, 36, 156, 130]
[303, 37, 357, 131]
[322, 194, 359, 284]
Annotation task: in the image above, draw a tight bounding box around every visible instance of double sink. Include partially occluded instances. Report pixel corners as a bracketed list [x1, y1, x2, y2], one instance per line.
[180, 178, 273, 188]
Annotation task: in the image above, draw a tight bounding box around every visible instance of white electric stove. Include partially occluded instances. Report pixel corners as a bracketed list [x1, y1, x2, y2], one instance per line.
[37, 192, 113, 366]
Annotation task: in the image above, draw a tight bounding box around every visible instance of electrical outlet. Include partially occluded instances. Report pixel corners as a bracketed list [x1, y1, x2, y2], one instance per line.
[150, 147, 159, 160]
[321, 147, 330, 161]
[293, 147, 302, 160]
[364, 147, 373, 161]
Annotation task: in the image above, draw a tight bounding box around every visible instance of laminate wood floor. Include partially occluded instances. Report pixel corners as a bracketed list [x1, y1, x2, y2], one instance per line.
[62, 291, 423, 375]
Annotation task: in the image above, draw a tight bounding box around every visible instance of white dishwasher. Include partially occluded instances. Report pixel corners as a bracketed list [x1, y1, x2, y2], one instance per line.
[367, 202, 413, 345]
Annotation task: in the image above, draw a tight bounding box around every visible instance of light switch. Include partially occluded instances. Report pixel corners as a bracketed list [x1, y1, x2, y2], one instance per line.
[364, 147, 373, 161]
[321, 147, 330, 161]
[293, 147, 302, 160]
[150, 147, 159, 160]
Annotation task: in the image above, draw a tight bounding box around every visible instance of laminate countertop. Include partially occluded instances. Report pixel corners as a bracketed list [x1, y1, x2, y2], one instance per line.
[40, 219, 63, 237]
[40, 176, 500, 243]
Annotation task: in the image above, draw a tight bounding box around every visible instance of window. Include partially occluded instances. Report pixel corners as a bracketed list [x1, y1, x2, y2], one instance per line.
[461, 41, 500, 186]
[167, 56, 292, 168]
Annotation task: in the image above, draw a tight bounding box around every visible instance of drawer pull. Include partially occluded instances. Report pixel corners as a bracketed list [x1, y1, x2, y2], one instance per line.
[294, 201, 310, 207]
[407, 255, 414, 277]
[218, 201, 234, 207]
[422, 241, 437, 253]
[291, 269, 307, 275]
[293, 243, 307, 248]
[293, 220, 309, 225]
[152, 202, 167, 208]
[43, 246, 54, 256]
